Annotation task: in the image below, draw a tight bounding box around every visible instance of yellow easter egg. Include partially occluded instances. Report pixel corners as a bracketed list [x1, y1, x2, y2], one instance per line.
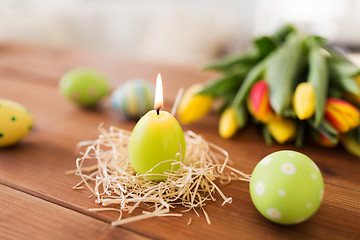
[0, 99, 34, 147]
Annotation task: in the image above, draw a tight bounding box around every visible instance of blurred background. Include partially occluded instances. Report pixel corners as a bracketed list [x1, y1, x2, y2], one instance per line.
[1, 0, 359, 67]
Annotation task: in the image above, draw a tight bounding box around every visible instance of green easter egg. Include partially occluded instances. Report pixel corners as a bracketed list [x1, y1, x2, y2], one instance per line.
[59, 68, 110, 107]
[250, 150, 324, 224]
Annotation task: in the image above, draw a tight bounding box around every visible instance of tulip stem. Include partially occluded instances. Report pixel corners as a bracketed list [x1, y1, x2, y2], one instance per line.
[262, 126, 273, 145]
[232, 59, 267, 108]
[295, 121, 305, 147]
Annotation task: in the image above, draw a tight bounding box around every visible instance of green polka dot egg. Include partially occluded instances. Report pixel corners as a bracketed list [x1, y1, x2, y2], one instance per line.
[59, 67, 110, 107]
[111, 79, 154, 119]
[0, 99, 34, 147]
[250, 150, 324, 224]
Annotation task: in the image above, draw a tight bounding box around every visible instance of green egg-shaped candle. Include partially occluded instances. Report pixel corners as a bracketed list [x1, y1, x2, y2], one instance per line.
[250, 150, 324, 224]
[59, 67, 110, 107]
[129, 74, 186, 181]
[129, 110, 186, 181]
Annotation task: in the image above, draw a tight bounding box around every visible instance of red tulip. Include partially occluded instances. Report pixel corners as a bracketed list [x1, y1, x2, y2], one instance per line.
[248, 80, 274, 123]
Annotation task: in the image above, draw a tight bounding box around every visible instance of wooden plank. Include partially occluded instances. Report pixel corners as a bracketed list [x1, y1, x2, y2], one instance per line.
[0, 44, 359, 239]
[0, 184, 148, 240]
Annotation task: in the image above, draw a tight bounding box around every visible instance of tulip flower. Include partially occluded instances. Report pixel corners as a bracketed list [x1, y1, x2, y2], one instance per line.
[219, 105, 247, 139]
[343, 75, 360, 106]
[177, 84, 213, 124]
[248, 80, 274, 123]
[267, 116, 296, 144]
[325, 98, 360, 133]
[292, 82, 316, 120]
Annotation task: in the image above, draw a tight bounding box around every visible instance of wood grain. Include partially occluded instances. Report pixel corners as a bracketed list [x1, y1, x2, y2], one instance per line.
[0, 43, 359, 240]
[0, 185, 148, 240]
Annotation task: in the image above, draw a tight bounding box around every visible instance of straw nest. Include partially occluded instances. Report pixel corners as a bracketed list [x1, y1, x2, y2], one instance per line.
[68, 126, 250, 226]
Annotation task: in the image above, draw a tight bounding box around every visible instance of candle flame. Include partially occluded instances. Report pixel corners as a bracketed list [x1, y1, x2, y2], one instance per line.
[154, 73, 163, 110]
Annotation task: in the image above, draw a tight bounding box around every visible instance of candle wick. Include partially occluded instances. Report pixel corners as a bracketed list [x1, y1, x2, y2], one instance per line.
[156, 108, 160, 115]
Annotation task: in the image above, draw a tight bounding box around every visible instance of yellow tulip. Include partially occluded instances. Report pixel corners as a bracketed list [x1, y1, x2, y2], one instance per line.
[177, 84, 213, 124]
[267, 116, 296, 144]
[219, 105, 248, 139]
[292, 82, 316, 120]
[219, 107, 238, 139]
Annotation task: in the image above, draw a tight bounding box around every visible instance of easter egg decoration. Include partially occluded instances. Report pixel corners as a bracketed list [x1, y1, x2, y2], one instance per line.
[59, 67, 110, 107]
[250, 150, 324, 224]
[0, 99, 34, 147]
[111, 79, 155, 119]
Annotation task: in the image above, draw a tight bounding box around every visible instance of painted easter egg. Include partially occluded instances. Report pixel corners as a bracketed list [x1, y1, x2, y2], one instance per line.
[250, 150, 324, 224]
[59, 67, 110, 107]
[111, 79, 154, 119]
[0, 99, 34, 147]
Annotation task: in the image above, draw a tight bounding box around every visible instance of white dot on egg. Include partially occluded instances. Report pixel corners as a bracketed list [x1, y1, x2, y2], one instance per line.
[311, 173, 317, 180]
[267, 208, 281, 219]
[259, 156, 272, 165]
[255, 182, 265, 196]
[281, 163, 296, 175]
[306, 202, 313, 209]
[288, 152, 295, 156]
[278, 189, 286, 197]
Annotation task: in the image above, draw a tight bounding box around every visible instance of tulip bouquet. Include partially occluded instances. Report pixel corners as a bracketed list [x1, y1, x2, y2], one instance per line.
[177, 25, 360, 157]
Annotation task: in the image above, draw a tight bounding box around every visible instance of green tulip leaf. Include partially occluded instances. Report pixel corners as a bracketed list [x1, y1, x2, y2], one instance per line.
[200, 74, 243, 97]
[266, 33, 305, 114]
[254, 36, 278, 58]
[271, 24, 297, 44]
[328, 50, 360, 95]
[263, 125, 273, 145]
[307, 41, 329, 126]
[235, 103, 248, 129]
[232, 58, 267, 107]
[202, 51, 258, 72]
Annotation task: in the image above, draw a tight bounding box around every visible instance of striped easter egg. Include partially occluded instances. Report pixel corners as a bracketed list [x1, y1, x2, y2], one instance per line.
[111, 79, 155, 119]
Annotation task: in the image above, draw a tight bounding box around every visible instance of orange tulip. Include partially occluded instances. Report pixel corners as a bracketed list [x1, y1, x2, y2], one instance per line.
[325, 98, 360, 133]
[248, 80, 274, 123]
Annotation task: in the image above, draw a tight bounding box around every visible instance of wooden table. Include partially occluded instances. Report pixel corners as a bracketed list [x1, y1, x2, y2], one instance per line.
[0, 43, 359, 240]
